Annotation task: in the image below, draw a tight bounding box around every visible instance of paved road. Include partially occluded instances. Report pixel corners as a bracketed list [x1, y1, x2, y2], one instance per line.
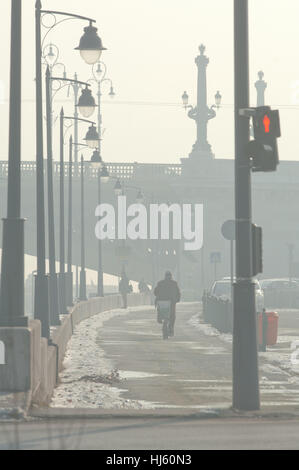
[1, 417, 299, 449]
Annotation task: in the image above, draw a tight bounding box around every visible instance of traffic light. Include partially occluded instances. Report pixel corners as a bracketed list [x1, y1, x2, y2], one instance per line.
[247, 106, 281, 172]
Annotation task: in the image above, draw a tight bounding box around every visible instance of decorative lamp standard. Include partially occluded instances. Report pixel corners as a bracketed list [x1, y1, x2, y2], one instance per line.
[88, 61, 115, 149]
[0, 0, 28, 328]
[35, 0, 105, 337]
[45, 71, 96, 320]
[59, 111, 97, 313]
[90, 153, 109, 297]
[80, 155, 87, 301]
[182, 45, 221, 160]
[67, 135, 74, 307]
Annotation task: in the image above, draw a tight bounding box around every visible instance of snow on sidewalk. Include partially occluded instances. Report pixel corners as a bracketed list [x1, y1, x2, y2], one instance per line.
[51, 306, 158, 410]
[189, 312, 299, 382]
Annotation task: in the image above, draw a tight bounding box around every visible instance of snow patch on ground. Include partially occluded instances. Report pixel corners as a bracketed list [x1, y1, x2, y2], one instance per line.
[51, 306, 160, 410]
[190, 313, 299, 383]
[188, 314, 232, 344]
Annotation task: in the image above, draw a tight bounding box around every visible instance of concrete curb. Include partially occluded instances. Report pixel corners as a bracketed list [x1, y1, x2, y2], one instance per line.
[28, 406, 299, 422]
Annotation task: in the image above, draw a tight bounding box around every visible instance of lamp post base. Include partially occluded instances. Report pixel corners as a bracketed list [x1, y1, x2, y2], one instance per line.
[79, 269, 87, 301]
[66, 271, 74, 307]
[58, 273, 68, 315]
[0, 218, 28, 327]
[49, 273, 61, 325]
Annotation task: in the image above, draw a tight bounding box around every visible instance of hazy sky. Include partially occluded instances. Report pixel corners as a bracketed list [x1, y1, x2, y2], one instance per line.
[1, 0, 299, 164]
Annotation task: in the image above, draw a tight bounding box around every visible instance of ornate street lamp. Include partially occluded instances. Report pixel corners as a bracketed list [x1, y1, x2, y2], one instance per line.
[84, 124, 100, 149]
[90, 149, 103, 169]
[182, 91, 189, 108]
[100, 164, 110, 183]
[114, 179, 123, 196]
[136, 190, 144, 204]
[109, 86, 116, 99]
[75, 22, 107, 65]
[77, 87, 97, 118]
[215, 90, 222, 109]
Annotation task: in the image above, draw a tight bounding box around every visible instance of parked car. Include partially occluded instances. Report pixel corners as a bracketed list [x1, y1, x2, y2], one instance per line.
[209, 277, 264, 312]
[259, 278, 299, 308]
[260, 278, 299, 291]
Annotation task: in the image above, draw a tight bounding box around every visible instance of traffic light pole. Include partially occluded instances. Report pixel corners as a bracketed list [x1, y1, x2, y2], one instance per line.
[233, 0, 260, 411]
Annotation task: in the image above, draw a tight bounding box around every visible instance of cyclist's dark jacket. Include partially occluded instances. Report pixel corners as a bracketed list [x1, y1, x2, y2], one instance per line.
[154, 279, 181, 305]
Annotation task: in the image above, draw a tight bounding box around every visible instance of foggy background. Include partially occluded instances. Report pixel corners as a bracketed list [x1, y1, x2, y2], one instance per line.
[0, 0, 298, 165]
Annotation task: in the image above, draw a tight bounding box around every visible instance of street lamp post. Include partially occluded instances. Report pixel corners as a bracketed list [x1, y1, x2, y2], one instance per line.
[182, 45, 221, 160]
[45, 72, 96, 317]
[0, 0, 27, 327]
[67, 136, 73, 307]
[59, 112, 99, 312]
[59, 108, 67, 315]
[35, 0, 49, 337]
[88, 62, 115, 297]
[233, 0, 260, 411]
[80, 155, 87, 301]
[45, 67, 60, 325]
[35, 0, 105, 336]
[91, 155, 110, 297]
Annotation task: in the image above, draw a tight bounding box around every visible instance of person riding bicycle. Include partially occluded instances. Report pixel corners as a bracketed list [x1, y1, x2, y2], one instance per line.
[154, 271, 181, 337]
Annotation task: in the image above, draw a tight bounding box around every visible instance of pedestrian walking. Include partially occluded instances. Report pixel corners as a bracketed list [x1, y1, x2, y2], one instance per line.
[119, 270, 131, 309]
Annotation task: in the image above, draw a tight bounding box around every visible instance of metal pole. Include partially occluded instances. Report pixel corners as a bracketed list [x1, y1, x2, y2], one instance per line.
[67, 135, 73, 306]
[233, 0, 260, 411]
[45, 67, 60, 325]
[230, 239, 234, 301]
[97, 80, 104, 297]
[0, 0, 27, 327]
[97, 170, 104, 296]
[59, 107, 67, 314]
[97, 80, 102, 138]
[34, 0, 50, 338]
[73, 73, 79, 167]
[288, 244, 294, 283]
[80, 156, 87, 301]
[76, 264, 79, 299]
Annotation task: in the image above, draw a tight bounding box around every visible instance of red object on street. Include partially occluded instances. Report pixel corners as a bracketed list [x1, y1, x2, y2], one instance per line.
[258, 311, 279, 346]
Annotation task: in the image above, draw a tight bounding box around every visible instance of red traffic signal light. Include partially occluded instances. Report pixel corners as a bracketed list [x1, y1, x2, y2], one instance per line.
[263, 114, 270, 133]
[247, 106, 281, 172]
[253, 107, 281, 140]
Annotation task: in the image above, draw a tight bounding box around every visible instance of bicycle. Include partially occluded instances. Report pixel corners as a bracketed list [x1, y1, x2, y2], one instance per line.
[156, 301, 171, 340]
